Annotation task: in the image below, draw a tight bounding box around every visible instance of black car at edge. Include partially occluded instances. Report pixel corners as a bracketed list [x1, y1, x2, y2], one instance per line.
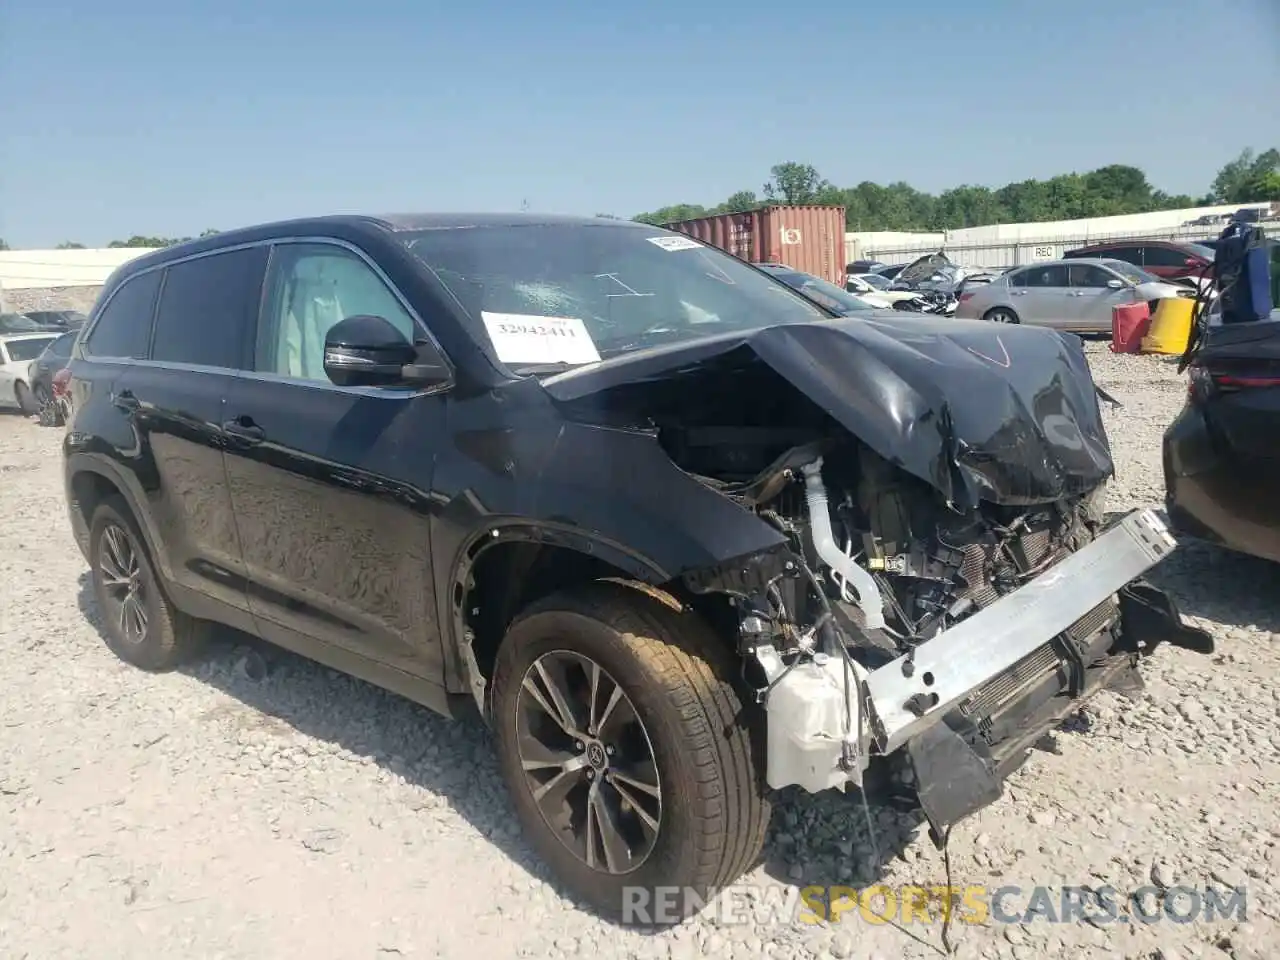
[63, 213, 1208, 922]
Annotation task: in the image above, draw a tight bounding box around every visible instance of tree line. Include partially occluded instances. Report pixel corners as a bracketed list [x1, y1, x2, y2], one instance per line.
[2, 149, 1276, 251]
[632, 147, 1280, 231]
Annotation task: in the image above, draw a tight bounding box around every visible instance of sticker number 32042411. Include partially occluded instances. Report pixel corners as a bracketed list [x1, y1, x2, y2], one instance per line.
[480, 312, 602, 365]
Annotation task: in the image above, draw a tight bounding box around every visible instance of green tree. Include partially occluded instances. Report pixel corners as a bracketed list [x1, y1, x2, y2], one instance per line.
[633, 203, 709, 226]
[634, 153, 1261, 231]
[1240, 168, 1280, 202]
[715, 190, 760, 214]
[1210, 148, 1280, 203]
[762, 162, 834, 205]
[0, 238, 8, 250]
[108, 235, 184, 248]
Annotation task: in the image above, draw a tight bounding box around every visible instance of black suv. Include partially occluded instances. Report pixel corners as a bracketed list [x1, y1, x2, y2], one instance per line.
[63, 214, 1208, 922]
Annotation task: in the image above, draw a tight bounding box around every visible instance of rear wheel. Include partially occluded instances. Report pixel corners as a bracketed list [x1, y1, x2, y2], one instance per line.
[89, 497, 207, 670]
[984, 307, 1020, 324]
[490, 581, 769, 923]
[14, 381, 36, 416]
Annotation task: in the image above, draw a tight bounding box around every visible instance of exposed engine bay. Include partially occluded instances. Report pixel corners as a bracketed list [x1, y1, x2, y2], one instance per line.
[672, 427, 1213, 839]
[543, 314, 1216, 839]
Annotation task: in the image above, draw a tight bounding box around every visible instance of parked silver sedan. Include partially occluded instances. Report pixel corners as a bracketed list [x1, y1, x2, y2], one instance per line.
[953, 258, 1193, 332]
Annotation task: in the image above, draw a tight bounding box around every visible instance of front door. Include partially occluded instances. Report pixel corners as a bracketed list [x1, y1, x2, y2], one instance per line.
[222, 240, 448, 681]
[1066, 263, 1132, 331]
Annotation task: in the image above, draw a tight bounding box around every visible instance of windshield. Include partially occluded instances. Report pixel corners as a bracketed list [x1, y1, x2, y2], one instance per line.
[4, 336, 59, 362]
[1186, 243, 1216, 260]
[857, 273, 890, 289]
[773, 271, 875, 314]
[400, 223, 829, 367]
[1103, 260, 1161, 285]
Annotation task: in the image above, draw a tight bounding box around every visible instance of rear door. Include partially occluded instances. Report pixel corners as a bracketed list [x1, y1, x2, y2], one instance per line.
[1013, 263, 1072, 326]
[222, 239, 448, 680]
[105, 246, 265, 626]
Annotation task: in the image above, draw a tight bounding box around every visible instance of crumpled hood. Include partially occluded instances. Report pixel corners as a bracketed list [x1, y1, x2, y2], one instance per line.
[541, 315, 1114, 508]
[891, 251, 956, 289]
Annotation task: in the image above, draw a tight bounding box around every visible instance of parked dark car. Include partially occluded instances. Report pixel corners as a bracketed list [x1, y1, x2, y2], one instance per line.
[24, 309, 90, 331]
[63, 213, 1208, 921]
[752, 262, 879, 314]
[1164, 319, 1280, 564]
[846, 259, 886, 274]
[1063, 240, 1215, 283]
[28, 329, 78, 423]
[0, 312, 59, 334]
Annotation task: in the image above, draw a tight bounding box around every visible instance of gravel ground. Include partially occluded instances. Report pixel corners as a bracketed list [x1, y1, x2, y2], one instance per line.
[2, 341, 1278, 960]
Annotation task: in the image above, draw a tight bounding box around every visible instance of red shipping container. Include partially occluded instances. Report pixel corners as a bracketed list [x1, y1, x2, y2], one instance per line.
[663, 206, 847, 287]
[1111, 302, 1151, 353]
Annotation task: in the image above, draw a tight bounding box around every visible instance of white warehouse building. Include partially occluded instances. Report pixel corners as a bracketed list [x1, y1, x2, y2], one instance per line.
[846, 202, 1271, 269]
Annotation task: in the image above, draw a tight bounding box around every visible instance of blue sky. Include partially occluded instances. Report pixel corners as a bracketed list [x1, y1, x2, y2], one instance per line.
[2, 0, 1278, 247]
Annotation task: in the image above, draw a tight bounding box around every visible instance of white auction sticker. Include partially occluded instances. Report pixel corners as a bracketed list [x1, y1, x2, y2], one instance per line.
[481, 312, 602, 365]
[646, 235, 703, 252]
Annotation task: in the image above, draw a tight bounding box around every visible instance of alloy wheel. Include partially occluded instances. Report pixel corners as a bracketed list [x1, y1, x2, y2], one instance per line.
[98, 524, 149, 645]
[515, 650, 662, 875]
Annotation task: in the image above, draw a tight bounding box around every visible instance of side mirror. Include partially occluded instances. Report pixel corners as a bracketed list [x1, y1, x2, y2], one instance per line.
[1106, 279, 1125, 289]
[323, 315, 451, 390]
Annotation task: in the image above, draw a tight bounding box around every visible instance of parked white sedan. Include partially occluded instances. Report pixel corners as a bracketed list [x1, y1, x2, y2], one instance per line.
[846, 273, 922, 306]
[953, 258, 1193, 332]
[0, 332, 63, 415]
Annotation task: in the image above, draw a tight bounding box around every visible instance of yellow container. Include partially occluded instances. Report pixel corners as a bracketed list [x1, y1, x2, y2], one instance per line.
[1141, 297, 1195, 355]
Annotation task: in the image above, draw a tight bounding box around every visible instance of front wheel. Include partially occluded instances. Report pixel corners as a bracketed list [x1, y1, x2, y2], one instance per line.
[489, 582, 769, 924]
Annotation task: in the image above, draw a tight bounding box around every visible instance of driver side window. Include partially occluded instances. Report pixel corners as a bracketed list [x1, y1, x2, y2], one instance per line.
[256, 243, 417, 381]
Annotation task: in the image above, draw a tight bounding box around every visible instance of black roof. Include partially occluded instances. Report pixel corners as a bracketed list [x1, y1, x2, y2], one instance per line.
[371, 212, 650, 231]
[110, 212, 654, 279]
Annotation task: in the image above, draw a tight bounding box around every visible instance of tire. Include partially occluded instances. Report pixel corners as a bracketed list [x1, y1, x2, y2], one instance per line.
[33, 384, 60, 427]
[89, 496, 207, 671]
[983, 307, 1020, 324]
[14, 381, 36, 416]
[490, 581, 769, 924]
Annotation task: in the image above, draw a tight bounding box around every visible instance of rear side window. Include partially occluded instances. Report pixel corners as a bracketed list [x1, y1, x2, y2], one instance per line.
[85, 271, 162, 359]
[1103, 246, 1142, 266]
[1143, 246, 1192, 267]
[152, 246, 268, 369]
[1022, 265, 1069, 287]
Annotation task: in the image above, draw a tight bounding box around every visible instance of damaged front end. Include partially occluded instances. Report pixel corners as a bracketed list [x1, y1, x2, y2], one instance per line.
[681, 445, 1213, 842]
[545, 316, 1214, 841]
